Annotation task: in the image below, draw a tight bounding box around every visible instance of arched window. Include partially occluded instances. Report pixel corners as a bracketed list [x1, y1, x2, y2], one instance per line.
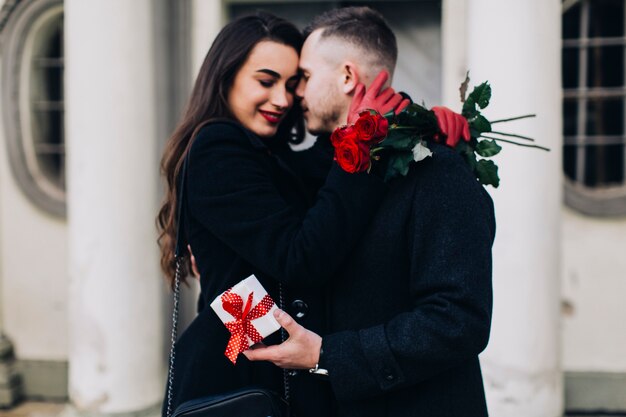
[562, 0, 626, 216]
[1, 0, 65, 217]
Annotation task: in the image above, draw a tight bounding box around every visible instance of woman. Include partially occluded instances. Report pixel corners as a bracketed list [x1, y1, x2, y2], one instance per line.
[157, 12, 404, 417]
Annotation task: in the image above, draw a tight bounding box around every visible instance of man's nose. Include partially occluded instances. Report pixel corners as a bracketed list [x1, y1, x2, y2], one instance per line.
[295, 78, 305, 100]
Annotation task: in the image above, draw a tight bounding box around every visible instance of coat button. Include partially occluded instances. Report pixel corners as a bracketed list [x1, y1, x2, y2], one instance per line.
[290, 299, 309, 319]
[383, 368, 395, 381]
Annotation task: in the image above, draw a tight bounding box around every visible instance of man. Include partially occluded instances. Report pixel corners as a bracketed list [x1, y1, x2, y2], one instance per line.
[245, 6, 496, 417]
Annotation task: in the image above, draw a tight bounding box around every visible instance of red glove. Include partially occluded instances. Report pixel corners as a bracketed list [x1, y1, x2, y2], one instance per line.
[347, 70, 410, 124]
[432, 106, 471, 148]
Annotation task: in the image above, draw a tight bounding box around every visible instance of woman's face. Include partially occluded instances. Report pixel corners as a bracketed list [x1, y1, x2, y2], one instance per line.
[228, 41, 300, 138]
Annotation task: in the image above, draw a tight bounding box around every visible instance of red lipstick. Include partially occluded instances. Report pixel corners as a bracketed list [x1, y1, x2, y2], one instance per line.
[259, 110, 283, 124]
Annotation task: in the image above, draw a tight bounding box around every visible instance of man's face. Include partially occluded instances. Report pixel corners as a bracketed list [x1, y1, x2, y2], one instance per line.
[296, 31, 348, 135]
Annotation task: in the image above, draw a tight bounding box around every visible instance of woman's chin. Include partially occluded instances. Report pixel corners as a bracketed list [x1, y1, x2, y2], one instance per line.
[250, 123, 279, 138]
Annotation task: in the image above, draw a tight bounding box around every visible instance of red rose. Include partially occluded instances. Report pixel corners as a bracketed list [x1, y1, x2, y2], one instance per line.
[355, 111, 389, 144]
[355, 113, 377, 142]
[330, 125, 356, 147]
[374, 114, 389, 140]
[334, 137, 371, 173]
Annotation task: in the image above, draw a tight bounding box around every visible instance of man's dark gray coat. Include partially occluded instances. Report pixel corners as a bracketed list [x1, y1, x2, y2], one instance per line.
[316, 142, 496, 417]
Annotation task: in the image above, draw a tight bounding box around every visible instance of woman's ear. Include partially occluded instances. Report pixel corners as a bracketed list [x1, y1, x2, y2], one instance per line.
[341, 62, 360, 95]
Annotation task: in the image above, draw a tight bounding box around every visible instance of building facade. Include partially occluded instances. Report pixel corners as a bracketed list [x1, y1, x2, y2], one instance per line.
[0, 0, 623, 416]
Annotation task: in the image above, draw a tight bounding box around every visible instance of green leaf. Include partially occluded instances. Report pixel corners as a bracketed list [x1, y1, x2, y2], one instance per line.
[462, 96, 477, 117]
[471, 114, 492, 134]
[467, 82, 491, 109]
[395, 103, 439, 139]
[380, 128, 419, 150]
[384, 151, 414, 182]
[463, 106, 480, 121]
[475, 140, 502, 157]
[396, 103, 424, 120]
[475, 159, 500, 187]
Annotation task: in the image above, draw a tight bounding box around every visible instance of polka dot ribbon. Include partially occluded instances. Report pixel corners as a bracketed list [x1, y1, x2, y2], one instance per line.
[221, 290, 275, 364]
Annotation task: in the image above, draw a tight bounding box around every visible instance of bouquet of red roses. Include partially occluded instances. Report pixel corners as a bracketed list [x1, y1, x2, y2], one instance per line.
[330, 76, 548, 186]
[330, 110, 389, 174]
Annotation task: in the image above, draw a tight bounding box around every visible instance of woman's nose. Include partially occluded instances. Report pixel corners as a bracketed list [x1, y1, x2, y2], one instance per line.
[271, 86, 290, 109]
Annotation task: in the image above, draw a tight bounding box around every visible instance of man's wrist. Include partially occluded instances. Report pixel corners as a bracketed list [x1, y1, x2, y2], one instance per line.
[308, 341, 329, 377]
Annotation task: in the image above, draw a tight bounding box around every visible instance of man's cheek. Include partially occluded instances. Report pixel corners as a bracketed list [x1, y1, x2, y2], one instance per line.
[308, 84, 320, 107]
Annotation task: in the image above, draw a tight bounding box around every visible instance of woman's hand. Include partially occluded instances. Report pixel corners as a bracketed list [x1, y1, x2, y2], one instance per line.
[347, 70, 410, 124]
[243, 309, 322, 369]
[188, 245, 200, 279]
[431, 106, 471, 148]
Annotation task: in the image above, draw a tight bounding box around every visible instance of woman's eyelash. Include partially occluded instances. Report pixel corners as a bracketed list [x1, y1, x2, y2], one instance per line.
[259, 80, 274, 87]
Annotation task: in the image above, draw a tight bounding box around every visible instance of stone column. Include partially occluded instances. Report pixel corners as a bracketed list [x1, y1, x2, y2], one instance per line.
[441, 0, 469, 108]
[457, 1, 563, 415]
[191, 0, 225, 79]
[65, 0, 164, 414]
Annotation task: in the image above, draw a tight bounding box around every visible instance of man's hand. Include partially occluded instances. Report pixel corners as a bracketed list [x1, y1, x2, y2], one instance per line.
[243, 309, 322, 369]
[347, 70, 410, 124]
[432, 106, 471, 148]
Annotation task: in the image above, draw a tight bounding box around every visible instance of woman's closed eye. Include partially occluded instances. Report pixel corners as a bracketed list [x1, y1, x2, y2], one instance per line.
[259, 79, 275, 88]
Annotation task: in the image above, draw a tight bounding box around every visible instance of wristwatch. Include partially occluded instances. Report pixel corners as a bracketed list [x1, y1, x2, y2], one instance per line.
[308, 363, 329, 376]
[308, 346, 329, 377]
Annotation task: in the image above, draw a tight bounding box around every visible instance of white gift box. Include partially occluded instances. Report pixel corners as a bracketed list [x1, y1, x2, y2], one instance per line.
[210, 275, 281, 346]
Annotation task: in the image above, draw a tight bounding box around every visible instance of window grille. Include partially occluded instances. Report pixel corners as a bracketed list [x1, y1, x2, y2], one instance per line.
[563, 0, 626, 216]
[29, 10, 65, 195]
[1, 0, 65, 216]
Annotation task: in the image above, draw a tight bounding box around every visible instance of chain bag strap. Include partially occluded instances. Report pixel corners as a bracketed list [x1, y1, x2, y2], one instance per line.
[165, 150, 190, 417]
[165, 256, 183, 417]
[278, 283, 291, 401]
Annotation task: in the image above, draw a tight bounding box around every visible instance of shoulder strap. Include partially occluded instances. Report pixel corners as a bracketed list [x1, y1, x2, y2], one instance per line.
[174, 155, 190, 258]
[165, 152, 189, 417]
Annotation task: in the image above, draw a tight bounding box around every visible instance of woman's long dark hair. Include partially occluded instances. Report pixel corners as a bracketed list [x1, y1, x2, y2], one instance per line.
[157, 12, 304, 287]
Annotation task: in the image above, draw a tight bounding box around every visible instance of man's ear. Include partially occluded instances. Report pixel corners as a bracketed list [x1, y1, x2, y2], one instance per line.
[340, 62, 360, 95]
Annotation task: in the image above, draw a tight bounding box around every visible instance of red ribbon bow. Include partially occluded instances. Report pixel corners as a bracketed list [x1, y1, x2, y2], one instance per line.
[221, 290, 274, 364]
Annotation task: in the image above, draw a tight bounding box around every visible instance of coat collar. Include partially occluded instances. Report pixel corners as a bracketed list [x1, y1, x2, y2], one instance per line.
[205, 118, 269, 151]
[208, 119, 311, 200]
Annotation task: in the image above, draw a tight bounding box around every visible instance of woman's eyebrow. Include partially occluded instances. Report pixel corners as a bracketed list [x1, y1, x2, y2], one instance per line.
[256, 69, 280, 78]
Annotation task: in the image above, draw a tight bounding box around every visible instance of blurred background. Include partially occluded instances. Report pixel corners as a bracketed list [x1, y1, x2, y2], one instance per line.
[0, 0, 623, 416]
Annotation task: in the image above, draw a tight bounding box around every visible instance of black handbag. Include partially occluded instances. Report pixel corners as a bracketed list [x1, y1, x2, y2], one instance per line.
[170, 388, 289, 417]
[164, 153, 290, 417]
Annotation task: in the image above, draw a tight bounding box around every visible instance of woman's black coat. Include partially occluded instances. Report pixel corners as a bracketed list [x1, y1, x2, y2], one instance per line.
[164, 121, 386, 417]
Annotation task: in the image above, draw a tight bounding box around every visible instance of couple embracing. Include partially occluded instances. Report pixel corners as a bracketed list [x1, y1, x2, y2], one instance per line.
[157, 6, 495, 417]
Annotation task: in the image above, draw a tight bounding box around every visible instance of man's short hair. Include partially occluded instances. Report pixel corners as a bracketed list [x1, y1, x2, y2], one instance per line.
[303, 6, 397, 72]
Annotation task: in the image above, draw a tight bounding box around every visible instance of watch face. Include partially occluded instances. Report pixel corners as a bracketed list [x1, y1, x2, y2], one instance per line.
[309, 366, 329, 377]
